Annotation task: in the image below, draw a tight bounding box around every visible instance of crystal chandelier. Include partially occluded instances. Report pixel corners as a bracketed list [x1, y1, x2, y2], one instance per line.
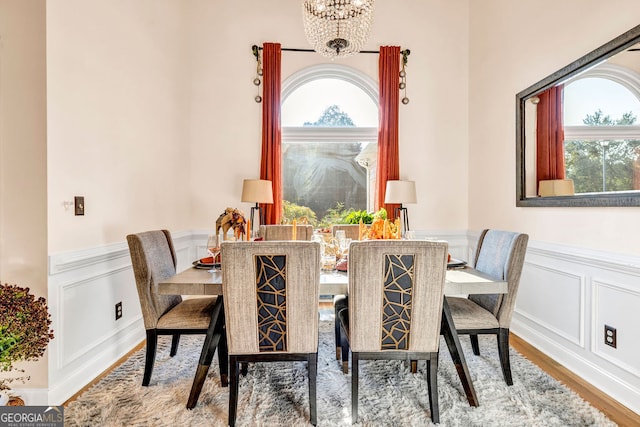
[302, 0, 375, 58]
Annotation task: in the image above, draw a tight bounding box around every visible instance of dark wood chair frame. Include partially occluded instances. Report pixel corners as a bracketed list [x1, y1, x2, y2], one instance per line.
[454, 326, 512, 385]
[228, 352, 318, 426]
[338, 312, 440, 424]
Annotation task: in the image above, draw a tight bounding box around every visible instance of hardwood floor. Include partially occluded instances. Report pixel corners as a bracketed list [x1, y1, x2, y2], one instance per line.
[64, 322, 639, 426]
[510, 333, 640, 426]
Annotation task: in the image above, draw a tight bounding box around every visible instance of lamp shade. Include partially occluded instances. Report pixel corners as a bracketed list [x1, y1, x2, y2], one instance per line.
[384, 180, 417, 204]
[241, 179, 274, 204]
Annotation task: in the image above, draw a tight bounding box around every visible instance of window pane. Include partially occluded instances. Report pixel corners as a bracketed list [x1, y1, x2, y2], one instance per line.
[564, 78, 640, 125]
[282, 78, 377, 127]
[282, 142, 370, 220]
[564, 139, 640, 193]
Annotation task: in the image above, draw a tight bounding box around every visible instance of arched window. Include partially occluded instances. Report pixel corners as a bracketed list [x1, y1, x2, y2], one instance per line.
[563, 64, 640, 193]
[281, 64, 378, 224]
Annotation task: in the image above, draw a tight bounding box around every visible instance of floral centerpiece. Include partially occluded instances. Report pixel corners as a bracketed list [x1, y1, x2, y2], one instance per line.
[361, 208, 401, 240]
[0, 282, 54, 402]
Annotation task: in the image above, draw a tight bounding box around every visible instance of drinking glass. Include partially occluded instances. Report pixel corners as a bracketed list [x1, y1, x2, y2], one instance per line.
[206, 234, 221, 272]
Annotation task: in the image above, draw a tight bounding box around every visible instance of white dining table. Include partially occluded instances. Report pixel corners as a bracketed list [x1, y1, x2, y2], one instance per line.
[159, 264, 507, 408]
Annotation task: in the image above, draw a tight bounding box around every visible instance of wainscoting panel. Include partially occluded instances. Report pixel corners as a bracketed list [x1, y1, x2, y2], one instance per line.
[47, 230, 196, 405]
[592, 279, 640, 378]
[517, 262, 584, 347]
[511, 240, 640, 415]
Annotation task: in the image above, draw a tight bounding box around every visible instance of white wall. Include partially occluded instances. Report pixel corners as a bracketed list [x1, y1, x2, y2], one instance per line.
[468, 0, 640, 415]
[0, 0, 48, 391]
[46, 0, 193, 254]
[468, 0, 640, 256]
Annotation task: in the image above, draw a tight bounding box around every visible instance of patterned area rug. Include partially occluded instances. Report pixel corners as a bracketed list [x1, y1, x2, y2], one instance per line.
[65, 311, 614, 426]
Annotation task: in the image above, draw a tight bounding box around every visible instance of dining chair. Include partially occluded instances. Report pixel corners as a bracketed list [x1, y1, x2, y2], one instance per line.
[446, 229, 529, 385]
[331, 224, 361, 240]
[337, 240, 448, 424]
[126, 230, 228, 392]
[221, 240, 321, 426]
[258, 224, 313, 240]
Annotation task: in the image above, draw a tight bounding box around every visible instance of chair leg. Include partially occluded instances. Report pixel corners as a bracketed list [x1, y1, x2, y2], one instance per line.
[228, 356, 240, 427]
[170, 333, 180, 357]
[339, 324, 349, 374]
[351, 352, 359, 424]
[497, 328, 513, 386]
[427, 352, 440, 424]
[308, 353, 318, 426]
[142, 330, 157, 386]
[470, 334, 480, 356]
[335, 312, 342, 360]
[410, 360, 418, 373]
[217, 329, 229, 387]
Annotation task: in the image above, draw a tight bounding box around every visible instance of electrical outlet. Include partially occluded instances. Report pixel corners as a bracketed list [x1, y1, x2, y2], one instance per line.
[604, 325, 616, 348]
[74, 196, 85, 216]
[115, 302, 123, 320]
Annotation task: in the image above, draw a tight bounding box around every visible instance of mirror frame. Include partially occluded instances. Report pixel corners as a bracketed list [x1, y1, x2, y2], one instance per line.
[516, 24, 640, 207]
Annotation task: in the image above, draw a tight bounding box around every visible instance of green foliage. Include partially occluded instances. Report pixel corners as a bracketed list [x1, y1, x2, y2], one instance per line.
[0, 283, 54, 390]
[343, 210, 374, 224]
[303, 105, 355, 127]
[564, 110, 640, 193]
[281, 200, 318, 226]
[319, 203, 350, 227]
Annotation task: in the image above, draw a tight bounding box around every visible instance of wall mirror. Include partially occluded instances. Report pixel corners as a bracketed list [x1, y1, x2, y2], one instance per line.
[516, 24, 640, 207]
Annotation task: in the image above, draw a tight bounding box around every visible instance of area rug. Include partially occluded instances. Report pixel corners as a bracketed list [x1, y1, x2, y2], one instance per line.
[65, 311, 614, 426]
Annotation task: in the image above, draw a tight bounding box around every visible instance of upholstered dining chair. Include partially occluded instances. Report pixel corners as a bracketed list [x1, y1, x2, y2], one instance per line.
[446, 229, 529, 386]
[258, 224, 313, 240]
[126, 230, 227, 392]
[221, 240, 321, 426]
[337, 240, 449, 424]
[331, 224, 361, 240]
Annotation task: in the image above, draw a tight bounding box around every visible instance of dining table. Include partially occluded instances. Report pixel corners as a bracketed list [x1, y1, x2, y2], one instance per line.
[159, 264, 507, 408]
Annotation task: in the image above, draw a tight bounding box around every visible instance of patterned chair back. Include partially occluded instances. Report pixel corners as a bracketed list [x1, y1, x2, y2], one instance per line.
[221, 241, 321, 354]
[127, 230, 182, 329]
[347, 240, 448, 353]
[469, 229, 529, 327]
[259, 224, 314, 241]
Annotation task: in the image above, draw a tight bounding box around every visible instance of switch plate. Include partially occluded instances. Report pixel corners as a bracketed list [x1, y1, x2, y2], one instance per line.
[604, 325, 616, 348]
[115, 302, 122, 320]
[74, 196, 85, 216]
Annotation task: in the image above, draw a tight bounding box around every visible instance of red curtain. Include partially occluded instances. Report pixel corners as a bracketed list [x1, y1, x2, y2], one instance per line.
[260, 43, 282, 224]
[536, 85, 565, 189]
[376, 46, 401, 218]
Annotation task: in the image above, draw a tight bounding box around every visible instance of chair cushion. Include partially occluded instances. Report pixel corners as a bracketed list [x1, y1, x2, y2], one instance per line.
[156, 297, 218, 330]
[447, 296, 499, 330]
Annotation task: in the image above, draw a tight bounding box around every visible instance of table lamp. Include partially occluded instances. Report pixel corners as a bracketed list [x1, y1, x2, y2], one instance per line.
[241, 179, 274, 234]
[384, 180, 417, 237]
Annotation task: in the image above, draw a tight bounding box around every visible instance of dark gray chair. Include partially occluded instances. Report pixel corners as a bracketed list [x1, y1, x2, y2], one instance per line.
[446, 229, 529, 385]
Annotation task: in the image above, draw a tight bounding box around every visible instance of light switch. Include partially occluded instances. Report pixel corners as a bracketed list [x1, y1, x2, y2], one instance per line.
[74, 196, 85, 216]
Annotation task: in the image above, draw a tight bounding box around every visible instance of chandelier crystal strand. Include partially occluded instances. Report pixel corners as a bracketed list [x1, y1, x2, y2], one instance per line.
[302, 0, 375, 58]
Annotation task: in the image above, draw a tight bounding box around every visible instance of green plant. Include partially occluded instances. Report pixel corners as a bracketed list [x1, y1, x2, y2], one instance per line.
[0, 283, 54, 390]
[281, 200, 318, 226]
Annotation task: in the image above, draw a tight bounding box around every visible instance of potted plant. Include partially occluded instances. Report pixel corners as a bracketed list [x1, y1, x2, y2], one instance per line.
[0, 282, 54, 405]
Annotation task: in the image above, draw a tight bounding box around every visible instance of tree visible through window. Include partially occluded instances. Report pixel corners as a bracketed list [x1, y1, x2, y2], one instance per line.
[281, 70, 379, 225]
[283, 105, 368, 224]
[563, 75, 640, 193]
